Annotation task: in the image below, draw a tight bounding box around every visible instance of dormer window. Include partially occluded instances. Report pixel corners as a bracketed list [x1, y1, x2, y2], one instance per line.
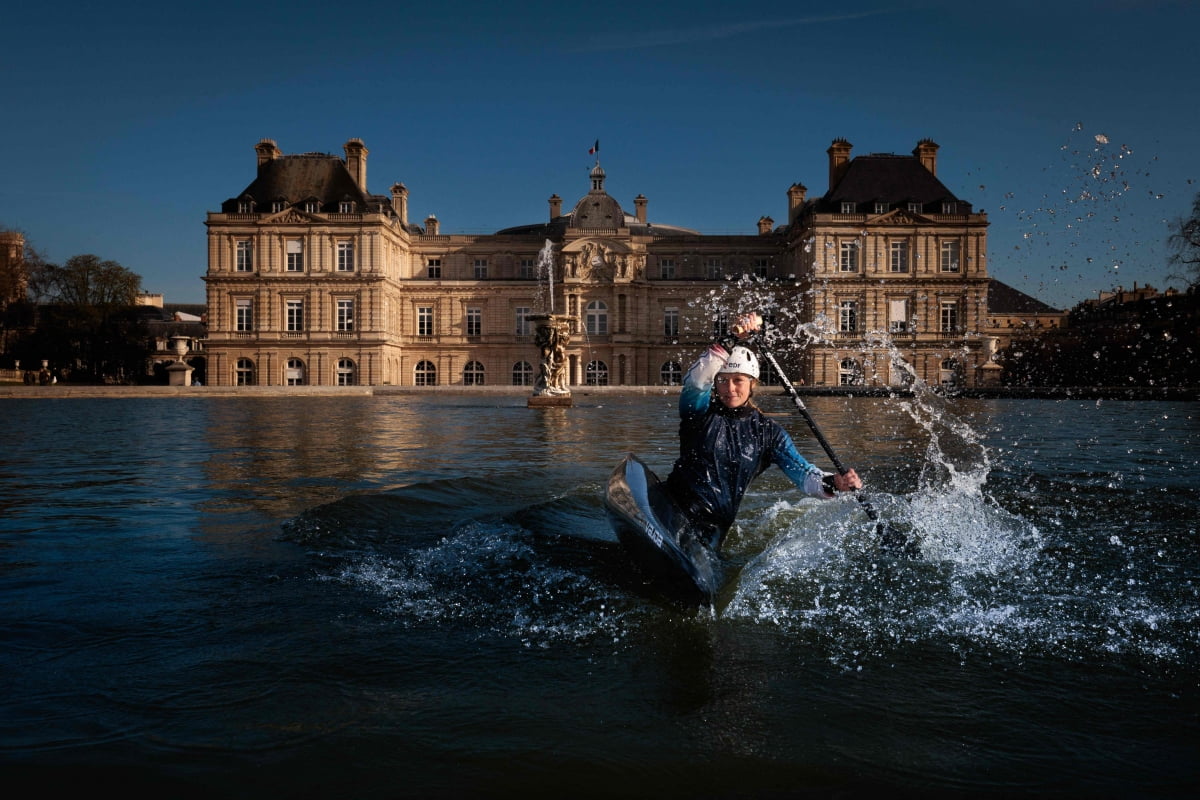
[304, 199, 319, 213]
[941, 201, 956, 214]
[840, 201, 855, 214]
[874, 201, 889, 215]
[907, 202, 921, 213]
[272, 199, 286, 213]
[339, 200, 355, 214]
[237, 196, 255, 214]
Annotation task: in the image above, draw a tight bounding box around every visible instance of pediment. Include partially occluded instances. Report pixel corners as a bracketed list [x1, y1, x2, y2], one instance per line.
[262, 208, 321, 225]
[870, 209, 928, 225]
[562, 237, 634, 281]
[561, 237, 630, 255]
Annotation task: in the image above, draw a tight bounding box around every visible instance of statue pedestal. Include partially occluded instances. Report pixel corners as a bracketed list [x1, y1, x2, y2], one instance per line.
[167, 362, 194, 386]
[527, 394, 573, 408]
[977, 361, 1003, 387]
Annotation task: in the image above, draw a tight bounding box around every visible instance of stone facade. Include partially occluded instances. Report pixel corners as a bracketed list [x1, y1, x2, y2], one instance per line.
[204, 137, 994, 388]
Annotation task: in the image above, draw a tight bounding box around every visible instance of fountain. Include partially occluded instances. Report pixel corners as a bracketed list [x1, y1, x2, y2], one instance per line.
[528, 239, 572, 407]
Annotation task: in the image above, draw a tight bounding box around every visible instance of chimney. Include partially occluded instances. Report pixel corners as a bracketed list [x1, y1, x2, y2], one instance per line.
[425, 214, 439, 236]
[788, 183, 807, 225]
[344, 138, 368, 191]
[634, 194, 647, 223]
[757, 216, 774, 235]
[390, 183, 409, 225]
[827, 138, 853, 189]
[255, 138, 281, 168]
[549, 194, 562, 220]
[913, 138, 939, 176]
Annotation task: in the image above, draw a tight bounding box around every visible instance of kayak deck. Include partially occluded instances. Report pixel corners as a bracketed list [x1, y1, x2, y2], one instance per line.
[603, 453, 721, 606]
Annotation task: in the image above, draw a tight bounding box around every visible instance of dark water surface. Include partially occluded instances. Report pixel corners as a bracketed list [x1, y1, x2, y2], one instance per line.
[1, 392, 1196, 798]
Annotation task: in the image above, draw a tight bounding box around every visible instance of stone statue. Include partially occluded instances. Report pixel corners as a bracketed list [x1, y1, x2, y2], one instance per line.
[533, 315, 570, 396]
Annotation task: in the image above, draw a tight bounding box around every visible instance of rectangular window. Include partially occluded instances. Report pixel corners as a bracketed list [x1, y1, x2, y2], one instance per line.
[839, 300, 858, 332]
[874, 201, 889, 214]
[888, 299, 908, 333]
[942, 201, 956, 214]
[286, 299, 304, 332]
[427, 258, 442, 278]
[337, 299, 354, 332]
[712, 312, 729, 340]
[907, 202, 922, 213]
[235, 298, 253, 332]
[941, 240, 961, 273]
[840, 201, 855, 214]
[473, 258, 488, 279]
[664, 308, 679, 338]
[839, 241, 858, 273]
[337, 242, 355, 272]
[940, 301, 958, 333]
[286, 239, 303, 272]
[659, 258, 675, 279]
[889, 241, 909, 273]
[466, 307, 482, 337]
[519, 258, 535, 279]
[707, 258, 722, 280]
[515, 307, 531, 335]
[753, 258, 769, 278]
[417, 306, 433, 337]
[236, 240, 253, 272]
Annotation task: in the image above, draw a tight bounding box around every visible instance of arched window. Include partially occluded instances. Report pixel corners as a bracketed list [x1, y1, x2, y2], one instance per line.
[585, 300, 608, 335]
[889, 357, 913, 387]
[336, 358, 357, 386]
[586, 360, 609, 386]
[463, 360, 485, 386]
[512, 361, 533, 386]
[838, 358, 863, 386]
[940, 358, 961, 388]
[660, 361, 682, 386]
[415, 360, 437, 386]
[758, 357, 780, 387]
[235, 358, 255, 386]
[285, 358, 306, 386]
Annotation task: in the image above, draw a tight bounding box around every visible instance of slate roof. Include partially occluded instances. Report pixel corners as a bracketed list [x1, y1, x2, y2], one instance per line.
[815, 153, 972, 214]
[987, 279, 1064, 314]
[220, 153, 420, 232]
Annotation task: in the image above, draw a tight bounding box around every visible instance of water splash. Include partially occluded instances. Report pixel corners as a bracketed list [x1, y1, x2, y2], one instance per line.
[536, 239, 555, 313]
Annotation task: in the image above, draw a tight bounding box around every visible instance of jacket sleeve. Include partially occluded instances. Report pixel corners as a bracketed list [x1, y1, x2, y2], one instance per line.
[770, 426, 836, 499]
[679, 343, 729, 418]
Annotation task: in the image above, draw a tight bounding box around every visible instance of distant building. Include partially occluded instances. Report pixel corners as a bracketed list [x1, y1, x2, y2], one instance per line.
[985, 279, 1067, 352]
[203, 137, 1002, 388]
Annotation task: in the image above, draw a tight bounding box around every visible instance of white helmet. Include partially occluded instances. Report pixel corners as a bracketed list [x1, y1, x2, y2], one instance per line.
[718, 346, 760, 379]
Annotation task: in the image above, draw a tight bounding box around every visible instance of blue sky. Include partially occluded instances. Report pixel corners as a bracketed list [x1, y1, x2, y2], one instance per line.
[2, 0, 1196, 308]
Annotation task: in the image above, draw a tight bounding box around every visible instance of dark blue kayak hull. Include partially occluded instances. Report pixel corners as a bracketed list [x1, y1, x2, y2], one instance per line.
[604, 453, 720, 606]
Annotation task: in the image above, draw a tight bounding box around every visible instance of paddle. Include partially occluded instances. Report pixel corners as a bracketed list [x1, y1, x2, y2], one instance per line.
[753, 334, 911, 553]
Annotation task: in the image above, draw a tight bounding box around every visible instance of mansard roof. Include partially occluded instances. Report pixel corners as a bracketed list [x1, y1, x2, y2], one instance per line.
[222, 153, 360, 209]
[219, 152, 408, 225]
[818, 153, 972, 213]
[988, 278, 1064, 314]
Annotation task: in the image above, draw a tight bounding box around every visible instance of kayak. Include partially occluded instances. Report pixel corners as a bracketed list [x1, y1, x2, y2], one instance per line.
[603, 453, 721, 606]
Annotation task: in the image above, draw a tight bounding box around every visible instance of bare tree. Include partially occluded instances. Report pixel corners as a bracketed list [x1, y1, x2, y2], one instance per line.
[1167, 191, 1200, 290]
[42, 254, 142, 307]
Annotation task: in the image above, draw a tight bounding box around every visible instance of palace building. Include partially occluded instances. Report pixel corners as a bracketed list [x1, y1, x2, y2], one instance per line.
[203, 137, 993, 388]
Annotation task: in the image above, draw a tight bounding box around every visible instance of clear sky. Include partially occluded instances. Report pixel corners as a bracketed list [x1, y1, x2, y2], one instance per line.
[2, 0, 1196, 309]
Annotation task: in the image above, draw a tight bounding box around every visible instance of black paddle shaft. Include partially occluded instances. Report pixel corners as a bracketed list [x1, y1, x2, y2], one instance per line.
[756, 345, 884, 526]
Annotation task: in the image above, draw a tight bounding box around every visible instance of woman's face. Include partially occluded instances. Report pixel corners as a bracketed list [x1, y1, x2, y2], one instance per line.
[715, 373, 755, 408]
